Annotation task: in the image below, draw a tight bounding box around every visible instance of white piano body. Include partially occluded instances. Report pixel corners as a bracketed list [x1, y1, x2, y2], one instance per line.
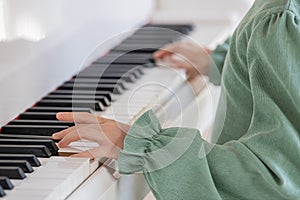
[0, 0, 254, 199]
[0, 0, 155, 127]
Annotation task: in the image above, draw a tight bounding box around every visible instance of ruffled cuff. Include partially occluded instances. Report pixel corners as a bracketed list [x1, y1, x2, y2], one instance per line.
[118, 110, 199, 174]
[209, 37, 231, 85]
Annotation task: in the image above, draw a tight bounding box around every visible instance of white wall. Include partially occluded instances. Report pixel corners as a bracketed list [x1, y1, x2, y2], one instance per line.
[152, 0, 255, 48]
[153, 0, 255, 22]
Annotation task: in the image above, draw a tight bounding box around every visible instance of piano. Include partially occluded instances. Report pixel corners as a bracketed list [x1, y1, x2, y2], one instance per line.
[0, 0, 254, 199]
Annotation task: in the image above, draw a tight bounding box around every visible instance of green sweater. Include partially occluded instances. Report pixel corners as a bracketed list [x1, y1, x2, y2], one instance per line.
[118, 0, 300, 199]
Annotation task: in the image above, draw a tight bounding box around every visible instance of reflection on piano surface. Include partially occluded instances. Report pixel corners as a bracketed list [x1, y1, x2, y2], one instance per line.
[0, 0, 253, 199]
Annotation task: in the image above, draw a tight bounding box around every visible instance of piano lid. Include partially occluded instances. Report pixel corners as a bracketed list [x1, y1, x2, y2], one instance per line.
[0, 0, 154, 127]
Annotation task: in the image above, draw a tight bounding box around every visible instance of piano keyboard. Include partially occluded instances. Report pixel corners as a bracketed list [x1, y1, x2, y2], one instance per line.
[0, 23, 193, 199]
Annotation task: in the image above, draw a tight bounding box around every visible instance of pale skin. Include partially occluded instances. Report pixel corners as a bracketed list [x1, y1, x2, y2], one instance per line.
[52, 42, 212, 159]
[52, 112, 129, 159]
[154, 41, 212, 79]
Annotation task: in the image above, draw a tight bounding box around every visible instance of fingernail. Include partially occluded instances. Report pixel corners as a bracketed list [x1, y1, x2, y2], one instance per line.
[56, 112, 62, 119]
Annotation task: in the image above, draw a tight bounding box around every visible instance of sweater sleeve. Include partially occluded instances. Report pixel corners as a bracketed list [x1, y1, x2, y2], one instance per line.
[209, 37, 231, 85]
[118, 110, 223, 200]
[118, 11, 300, 200]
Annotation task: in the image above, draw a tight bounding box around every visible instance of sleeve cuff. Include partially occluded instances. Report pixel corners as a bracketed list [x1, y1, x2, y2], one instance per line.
[118, 110, 199, 174]
[118, 110, 161, 174]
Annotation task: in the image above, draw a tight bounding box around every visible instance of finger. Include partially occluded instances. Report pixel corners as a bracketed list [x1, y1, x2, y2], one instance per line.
[70, 148, 105, 159]
[70, 149, 96, 159]
[71, 145, 119, 159]
[57, 130, 81, 148]
[153, 49, 173, 59]
[168, 57, 198, 79]
[57, 125, 105, 147]
[56, 112, 107, 124]
[165, 55, 190, 69]
[153, 43, 178, 59]
[52, 126, 76, 140]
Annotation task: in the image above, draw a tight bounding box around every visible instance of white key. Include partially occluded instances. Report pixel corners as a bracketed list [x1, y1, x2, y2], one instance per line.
[3, 157, 90, 200]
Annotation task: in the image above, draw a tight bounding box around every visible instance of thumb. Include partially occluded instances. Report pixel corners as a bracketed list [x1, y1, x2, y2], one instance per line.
[70, 146, 119, 159]
[167, 54, 191, 69]
[153, 43, 178, 59]
[70, 147, 105, 159]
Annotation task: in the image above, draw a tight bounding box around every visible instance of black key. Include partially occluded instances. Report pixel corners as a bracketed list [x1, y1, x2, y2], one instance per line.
[0, 176, 13, 190]
[69, 78, 119, 84]
[0, 134, 54, 142]
[1, 125, 68, 136]
[90, 63, 144, 75]
[121, 38, 170, 44]
[129, 36, 176, 41]
[0, 184, 5, 197]
[79, 67, 137, 75]
[116, 52, 161, 59]
[116, 36, 172, 52]
[9, 119, 74, 127]
[59, 83, 123, 94]
[27, 106, 92, 113]
[51, 90, 113, 101]
[142, 24, 193, 32]
[66, 79, 127, 90]
[68, 78, 119, 84]
[128, 34, 180, 41]
[0, 154, 41, 167]
[0, 167, 26, 179]
[84, 67, 141, 79]
[134, 27, 184, 34]
[0, 160, 33, 173]
[96, 64, 144, 75]
[0, 145, 52, 158]
[135, 26, 187, 32]
[94, 53, 154, 65]
[137, 25, 187, 30]
[136, 26, 189, 33]
[75, 72, 136, 83]
[44, 95, 111, 106]
[20, 112, 58, 120]
[93, 53, 148, 64]
[0, 139, 58, 156]
[84, 66, 141, 75]
[112, 46, 160, 53]
[37, 99, 105, 111]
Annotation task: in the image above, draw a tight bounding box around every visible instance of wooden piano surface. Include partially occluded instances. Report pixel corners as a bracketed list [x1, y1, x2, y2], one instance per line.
[0, 0, 254, 199]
